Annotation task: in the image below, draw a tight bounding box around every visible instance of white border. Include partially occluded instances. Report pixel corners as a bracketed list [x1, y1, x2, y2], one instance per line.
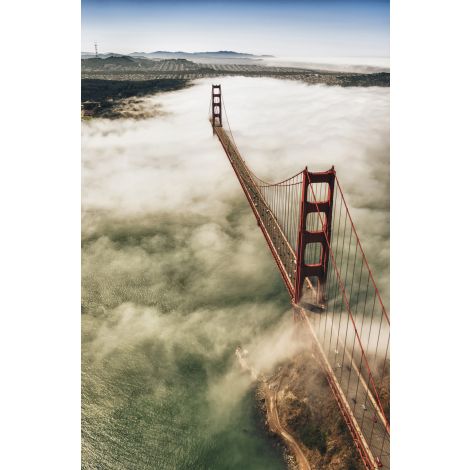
[392, 0, 470, 468]
[0, 0, 81, 468]
[1, 0, 469, 468]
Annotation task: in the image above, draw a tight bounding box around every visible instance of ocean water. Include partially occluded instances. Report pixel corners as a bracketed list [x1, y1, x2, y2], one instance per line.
[82, 306, 287, 470]
[81, 204, 290, 469]
[82, 77, 389, 469]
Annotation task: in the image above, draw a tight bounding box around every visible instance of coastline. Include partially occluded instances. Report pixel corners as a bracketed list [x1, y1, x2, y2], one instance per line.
[257, 351, 363, 470]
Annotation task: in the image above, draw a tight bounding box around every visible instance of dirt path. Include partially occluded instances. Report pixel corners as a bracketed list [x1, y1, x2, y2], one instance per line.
[264, 382, 312, 470]
[235, 348, 311, 470]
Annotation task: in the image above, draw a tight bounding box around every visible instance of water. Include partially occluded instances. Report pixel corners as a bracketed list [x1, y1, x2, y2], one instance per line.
[82, 77, 389, 469]
[81, 205, 289, 468]
[82, 313, 286, 469]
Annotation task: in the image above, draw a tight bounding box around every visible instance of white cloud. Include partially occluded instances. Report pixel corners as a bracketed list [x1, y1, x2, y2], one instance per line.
[82, 77, 389, 454]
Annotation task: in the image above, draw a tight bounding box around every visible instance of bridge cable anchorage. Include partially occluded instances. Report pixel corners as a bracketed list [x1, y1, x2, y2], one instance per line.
[210, 85, 390, 470]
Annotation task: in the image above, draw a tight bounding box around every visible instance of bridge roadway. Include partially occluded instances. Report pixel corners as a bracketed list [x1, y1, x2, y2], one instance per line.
[215, 124, 389, 469]
[302, 309, 390, 470]
[214, 126, 297, 297]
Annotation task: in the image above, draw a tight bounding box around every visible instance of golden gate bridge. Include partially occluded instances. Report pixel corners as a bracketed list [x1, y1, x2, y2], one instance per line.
[210, 85, 390, 470]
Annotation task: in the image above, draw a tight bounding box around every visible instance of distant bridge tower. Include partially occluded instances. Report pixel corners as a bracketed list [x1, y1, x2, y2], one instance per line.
[211, 85, 222, 128]
[94, 42, 98, 58]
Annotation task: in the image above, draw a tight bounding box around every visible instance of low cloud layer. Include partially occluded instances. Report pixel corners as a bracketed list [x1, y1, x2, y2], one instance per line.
[83, 77, 389, 292]
[260, 56, 390, 74]
[82, 77, 389, 469]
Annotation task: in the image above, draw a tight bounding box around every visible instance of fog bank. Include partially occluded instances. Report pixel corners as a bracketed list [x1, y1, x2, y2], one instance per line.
[260, 56, 390, 74]
[82, 76, 389, 469]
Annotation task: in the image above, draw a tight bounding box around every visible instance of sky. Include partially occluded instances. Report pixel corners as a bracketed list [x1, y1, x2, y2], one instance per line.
[81, 0, 389, 57]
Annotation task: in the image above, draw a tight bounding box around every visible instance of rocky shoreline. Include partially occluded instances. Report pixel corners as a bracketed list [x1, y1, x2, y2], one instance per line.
[257, 351, 363, 470]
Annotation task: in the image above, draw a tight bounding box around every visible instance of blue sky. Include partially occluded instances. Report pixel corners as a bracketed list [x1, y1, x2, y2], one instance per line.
[82, 0, 389, 57]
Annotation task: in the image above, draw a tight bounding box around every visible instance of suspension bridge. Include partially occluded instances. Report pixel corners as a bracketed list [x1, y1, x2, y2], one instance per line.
[210, 85, 390, 469]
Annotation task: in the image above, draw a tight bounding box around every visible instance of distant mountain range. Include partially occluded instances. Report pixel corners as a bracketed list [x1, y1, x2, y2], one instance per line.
[81, 55, 205, 71]
[81, 50, 274, 60]
[81, 55, 142, 68]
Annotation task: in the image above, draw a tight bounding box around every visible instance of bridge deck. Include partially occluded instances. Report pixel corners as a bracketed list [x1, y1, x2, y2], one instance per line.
[308, 311, 390, 469]
[214, 123, 389, 470]
[214, 126, 297, 297]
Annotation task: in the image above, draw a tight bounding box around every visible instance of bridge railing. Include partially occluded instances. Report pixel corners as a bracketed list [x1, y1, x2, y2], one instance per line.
[214, 126, 298, 297]
[255, 172, 304, 256]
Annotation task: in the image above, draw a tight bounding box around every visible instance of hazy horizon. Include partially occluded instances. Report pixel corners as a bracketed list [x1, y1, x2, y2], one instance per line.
[82, 0, 389, 58]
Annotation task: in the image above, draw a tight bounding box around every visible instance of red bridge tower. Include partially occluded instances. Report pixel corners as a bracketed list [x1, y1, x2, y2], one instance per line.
[211, 85, 222, 128]
[294, 167, 335, 305]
